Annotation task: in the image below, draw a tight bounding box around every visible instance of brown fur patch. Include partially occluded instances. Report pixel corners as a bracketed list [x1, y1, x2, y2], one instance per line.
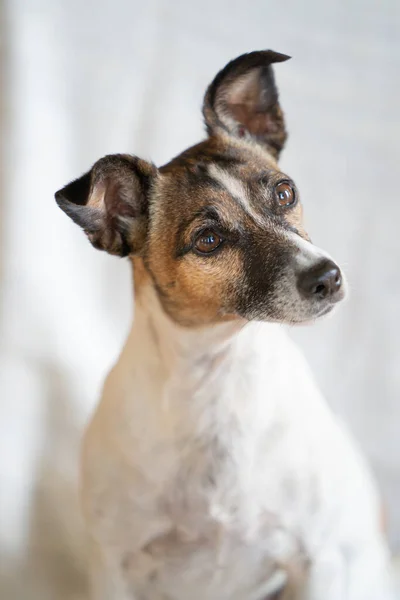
[141, 135, 306, 326]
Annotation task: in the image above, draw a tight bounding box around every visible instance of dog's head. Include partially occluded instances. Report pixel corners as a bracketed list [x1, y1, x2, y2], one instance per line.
[56, 50, 346, 327]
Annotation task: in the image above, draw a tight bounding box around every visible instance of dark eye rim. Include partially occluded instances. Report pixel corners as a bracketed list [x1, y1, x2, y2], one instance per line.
[275, 180, 297, 208]
[193, 227, 225, 256]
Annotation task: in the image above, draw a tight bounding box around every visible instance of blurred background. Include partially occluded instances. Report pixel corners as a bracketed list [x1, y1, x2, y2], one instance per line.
[0, 1, 399, 598]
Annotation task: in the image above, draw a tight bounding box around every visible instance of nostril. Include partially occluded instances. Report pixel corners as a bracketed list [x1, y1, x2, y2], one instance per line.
[313, 283, 327, 296]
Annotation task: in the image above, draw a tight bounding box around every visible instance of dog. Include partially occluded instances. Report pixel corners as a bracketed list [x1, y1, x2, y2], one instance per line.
[55, 50, 394, 599]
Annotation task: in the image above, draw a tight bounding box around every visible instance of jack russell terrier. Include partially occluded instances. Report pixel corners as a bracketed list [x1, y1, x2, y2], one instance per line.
[56, 50, 394, 600]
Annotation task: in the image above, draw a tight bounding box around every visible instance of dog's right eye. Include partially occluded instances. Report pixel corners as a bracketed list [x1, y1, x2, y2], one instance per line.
[194, 229, 223, 254]
[275, 182, 296, 207]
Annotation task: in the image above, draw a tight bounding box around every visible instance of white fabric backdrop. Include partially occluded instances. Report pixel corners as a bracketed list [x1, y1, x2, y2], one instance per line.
[0, 1, 399, 598]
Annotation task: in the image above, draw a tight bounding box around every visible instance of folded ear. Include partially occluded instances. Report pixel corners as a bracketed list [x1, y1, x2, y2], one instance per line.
[55, 154, 157, 256]
[203, 50, 291, 159]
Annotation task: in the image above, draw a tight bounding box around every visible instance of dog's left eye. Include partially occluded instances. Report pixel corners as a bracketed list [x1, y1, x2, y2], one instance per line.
[194, 229, 223, 254]
[275, 182, 296, 207]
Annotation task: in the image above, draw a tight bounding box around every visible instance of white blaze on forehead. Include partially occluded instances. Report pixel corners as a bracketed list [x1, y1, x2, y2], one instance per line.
[208, 164, 265, 227]
[208, 164, 248, 207]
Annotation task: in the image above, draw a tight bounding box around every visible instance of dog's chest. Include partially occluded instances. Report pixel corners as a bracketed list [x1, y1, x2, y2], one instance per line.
[159, 352, 317, 538]
[123, 411, 313, 600]
[86, 326, 323, 599]
[165, 411, 315, 543]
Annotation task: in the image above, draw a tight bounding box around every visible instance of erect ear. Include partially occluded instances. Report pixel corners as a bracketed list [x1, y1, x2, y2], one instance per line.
[55, 154, 157, 256]
[203, 50, 291, 159]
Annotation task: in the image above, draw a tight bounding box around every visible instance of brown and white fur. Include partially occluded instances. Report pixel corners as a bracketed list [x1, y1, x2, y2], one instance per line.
[55, 51, 394, 599]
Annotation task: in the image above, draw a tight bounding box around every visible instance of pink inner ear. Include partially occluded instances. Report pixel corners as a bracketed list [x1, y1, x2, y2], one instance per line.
[229, 103, 279, 137]
[104, 178, 140, 219]
[224, 68, 280, 138]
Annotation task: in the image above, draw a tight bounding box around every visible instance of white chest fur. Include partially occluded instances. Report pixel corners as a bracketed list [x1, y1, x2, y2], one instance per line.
[82, 286, 392, 600]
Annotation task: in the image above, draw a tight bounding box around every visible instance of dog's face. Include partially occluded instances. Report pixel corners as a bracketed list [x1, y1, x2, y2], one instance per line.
[56, 50, 345, 327]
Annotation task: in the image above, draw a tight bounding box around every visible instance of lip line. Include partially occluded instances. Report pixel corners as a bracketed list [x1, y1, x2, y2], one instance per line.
[317, 304, 334, 316]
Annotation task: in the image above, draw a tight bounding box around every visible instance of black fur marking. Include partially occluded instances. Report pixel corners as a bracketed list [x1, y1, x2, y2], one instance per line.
[236, 228, 292, 320]
[55, 171, 92, 207]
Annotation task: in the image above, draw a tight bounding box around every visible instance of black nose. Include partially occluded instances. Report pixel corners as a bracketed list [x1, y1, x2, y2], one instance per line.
[297, 260, 342, 300]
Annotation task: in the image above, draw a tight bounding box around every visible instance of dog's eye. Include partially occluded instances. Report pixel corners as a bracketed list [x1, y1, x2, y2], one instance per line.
[194, 229, 223, 254]
[275, 182, 296, 207]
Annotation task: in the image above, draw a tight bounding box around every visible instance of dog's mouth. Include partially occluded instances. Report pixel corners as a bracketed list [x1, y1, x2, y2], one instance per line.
[292, 281, 346, 325]
[319, 304, 335, 315]
[314, 302, 336, 319]
[286, 302, 337, 328]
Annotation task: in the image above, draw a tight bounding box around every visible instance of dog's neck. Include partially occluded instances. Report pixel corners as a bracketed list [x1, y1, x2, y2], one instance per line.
[127, 259, 286, 418]
[123, 260, 296, 482]
[132, 267, 245, 374]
